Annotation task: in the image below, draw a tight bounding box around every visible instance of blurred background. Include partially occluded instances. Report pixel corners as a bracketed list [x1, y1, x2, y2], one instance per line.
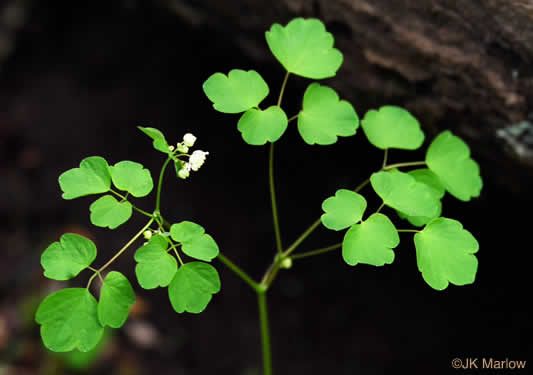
[0, 1, 531, 374]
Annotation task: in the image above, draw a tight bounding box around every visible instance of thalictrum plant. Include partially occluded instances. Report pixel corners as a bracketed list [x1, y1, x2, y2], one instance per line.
[35, 17, 482, 374]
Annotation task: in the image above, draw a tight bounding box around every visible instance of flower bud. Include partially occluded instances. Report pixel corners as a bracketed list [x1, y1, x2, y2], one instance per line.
[183, 133, 197, 147]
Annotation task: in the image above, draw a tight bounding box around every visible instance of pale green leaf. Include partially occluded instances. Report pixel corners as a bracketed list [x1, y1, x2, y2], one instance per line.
[134, 235, 177, 289]
[414, 218, 479, 290]
[426, 131, 482, 201]
[89, 195, 132, 229]
[168, 262, 221, 314]
[58, 156, 111, 200]
[35, 288, 104, 352]
[138, 126, 170, 154]
[202, 69, 269, 114]
[297, 83, 358, 145]
[41, 234, 97, 281]
[321, 189, 367, 231]
[97, 271, 135, 328]
[170, 221, 205, 243]
[170, 221, 219, 262]
[110, 161, 153, 197]
[265, 18, 343, 79]
[342, 213, 399, 266]
[237, 106, 288, 145]
[361, 106, 424, 150]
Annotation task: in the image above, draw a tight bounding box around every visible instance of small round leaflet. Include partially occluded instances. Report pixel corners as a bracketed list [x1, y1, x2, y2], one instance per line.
[203, 69, 269, 114]
[414, 218, 479, 290]
[90, 195, 132, 229]
[265, 18, 343, 79]
[134, 235, 177, 289]
[298, 83, 359, 145]
[110, 161, 153, 198]
[361, 106, 424, 150]
[97, 271, 136, 328]
[58, 156, 111, 199]
[321, 189, 367, 231]
[138, 126, 170, 154]
[237, 106, 288, 145]
[170, 221, 219, 262]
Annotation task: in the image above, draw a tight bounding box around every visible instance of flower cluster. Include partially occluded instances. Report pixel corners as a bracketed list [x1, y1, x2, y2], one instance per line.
[171, 133, 209, 179]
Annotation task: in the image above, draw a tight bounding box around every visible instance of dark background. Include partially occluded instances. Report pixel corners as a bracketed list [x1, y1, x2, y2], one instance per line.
[0, 1, 530, 374]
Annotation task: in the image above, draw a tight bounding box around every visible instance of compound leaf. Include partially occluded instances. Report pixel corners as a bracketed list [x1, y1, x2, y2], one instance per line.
[414, 218, 479, 290]
[41, 233, 97, 281]
[97, 271, 135, 328]
[35, 288, 103, 352]
[371, 169, 440, 218]
[110, 161, 153, 198]
[134, 235, 177, 289]
[203, 69, 269, 114]
[361, 106, 425, 150]
[168, 262, 221, 314]
[298, 83, 358, 145]
[342, 213, 399, 266]
[321, 189, 367, 231]
[265, 18, 343, 79]
[89, 195, 132, 229]
[138, 126, 170, 154]
[58, 156, 111, 200]
[426, 131, 482, 201]
[170, 221, 219, 262]
[237, 106, 288, 145]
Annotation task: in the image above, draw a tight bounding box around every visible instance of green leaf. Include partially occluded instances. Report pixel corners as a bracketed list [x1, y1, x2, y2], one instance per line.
[134, 235, 177, 289]
[371, 169, 440, 218]
[58, 156, 111, 200]
[426, 131, 482, 201]
[138, 126, 170, 154]
[297, 83, 359, 145]
[414, 218, 479, 290]
[265, 18, 343, 79]
[110, 161, 153, 198]
[342, 213, 399, 266]
[321, 189, 367, 231]
[35, 288, 104, 352]
[237, 106, 288, 145]
[89, 195, 132, 229]
[361, 106, 425, 150]
[41, 234, 97, 281]
[97, 271, 135, 328]
[170, 221, 219, 262]
[168, 262, 221, 314]
[202, 69, 269, 114]
[395, 169, 445, 227]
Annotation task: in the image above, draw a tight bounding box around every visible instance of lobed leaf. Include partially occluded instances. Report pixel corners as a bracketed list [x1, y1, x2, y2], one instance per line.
[202, 69, 269, 114]
[237, 106, 288, 145]
[342, 213, 399, 266]
[361, 106, 425, 150]
[138, 126, 170, 154]
[265, 18, 343, 79]
[97, 271, 136, 328]
[134, 235, 177, 289]
[426, 131, 482, 201]
[58, 156, 111, 200]
[110, 161, 153, 198]
[297, 83, 358, 145]
[414, 218, 479, 290]
[41, 233, 97, 281]
[321, 189, 367, 231]
[371, 169, 440, 218]
[35, 288, 103, 352]
[89, 195, 132, 229]
[168, 262, 221, 314]
[170, 221, 219, 262]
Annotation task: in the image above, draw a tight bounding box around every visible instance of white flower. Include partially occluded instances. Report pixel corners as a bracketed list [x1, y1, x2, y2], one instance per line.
[183, 133, 197, 147]
[143, 230, 153, 240]
[168, 145, 175, 152]
[189, 150, 209, 171]
[176, 143, 189, 153]
[177, 164, 190, 179]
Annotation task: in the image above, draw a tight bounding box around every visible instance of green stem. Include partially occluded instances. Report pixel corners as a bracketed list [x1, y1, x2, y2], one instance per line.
[277, 71, 290, 107]
[397, 229, 421, 233]
[291, 243, 342, 260]
[283, 218, 321, 258]
[288, 114, 299, 123]
[156, 156, 173, 213]
[110, 188, 154, 218]
[217, 252, 262, 293]
[257, 292, 272, 375]
[269, 142, 283, 255]
[382, 148, 389, 169]
[383, 161, 426, 170]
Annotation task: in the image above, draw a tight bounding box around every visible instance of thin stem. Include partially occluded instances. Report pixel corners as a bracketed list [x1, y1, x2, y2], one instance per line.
[397, 229, 421, 233]
[382, 148, 389, 169]
[383, 161, 426, 170]
[291, 243, 342, 260]
[87, 218, 154, 289]
[354, 177, 371, 193]
[283, 218, 322, 258]
[269, 142, 283, 255]
[217, 252, 261, 293]
[277, 71, 290, 107]
[257, 292, 272, 375]
[156, 157, 173, 213]
[110, 189, 154, 218]
[288, 114, 299, 123]
[375, 202, 385, 214]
